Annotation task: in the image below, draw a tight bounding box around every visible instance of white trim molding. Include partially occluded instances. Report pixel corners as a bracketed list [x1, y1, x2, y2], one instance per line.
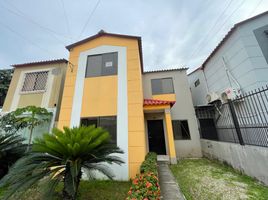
[10, 68, 53, 111]
[70, 45, 129, 180]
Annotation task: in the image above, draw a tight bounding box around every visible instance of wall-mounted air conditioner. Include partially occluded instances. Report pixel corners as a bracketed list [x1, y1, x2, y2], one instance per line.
[206, 92, 220, 104]
[221, 87, 241, 103]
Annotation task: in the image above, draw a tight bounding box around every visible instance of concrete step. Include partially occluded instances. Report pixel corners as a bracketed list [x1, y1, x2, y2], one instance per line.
[157, 155, 170, 164]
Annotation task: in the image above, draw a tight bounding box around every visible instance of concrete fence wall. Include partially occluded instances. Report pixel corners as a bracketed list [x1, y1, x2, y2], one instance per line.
[201, 139, 268, 185]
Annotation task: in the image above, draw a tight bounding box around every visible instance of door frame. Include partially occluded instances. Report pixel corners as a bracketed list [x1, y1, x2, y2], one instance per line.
[145, 114, 169, 155]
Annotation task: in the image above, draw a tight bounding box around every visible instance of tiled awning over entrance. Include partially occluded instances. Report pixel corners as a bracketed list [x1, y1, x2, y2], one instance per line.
[143, 99, 176, 107]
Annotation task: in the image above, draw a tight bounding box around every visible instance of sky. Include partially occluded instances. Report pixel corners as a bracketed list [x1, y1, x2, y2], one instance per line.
[0, 0, 268, 72]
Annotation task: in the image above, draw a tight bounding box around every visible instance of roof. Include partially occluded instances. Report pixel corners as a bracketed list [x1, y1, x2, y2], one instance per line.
[66, 30, 144, 72]
[187, 67, 202, 76]
[12, 59, 68, 68]
[144, 67, 188, 74]
[201, 10, 268, 70]
[144, 99, 176, 107]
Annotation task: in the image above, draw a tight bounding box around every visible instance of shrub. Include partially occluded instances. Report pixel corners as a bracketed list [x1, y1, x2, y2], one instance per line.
[140, 152, 157, 174]
[126, 152, 160, 200]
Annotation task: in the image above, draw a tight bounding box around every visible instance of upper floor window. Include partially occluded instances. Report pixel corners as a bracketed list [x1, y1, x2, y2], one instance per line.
[85, 52, 118, 78]
[80, 116, 117, 144]
[21, 71, 48, 92]
[194, 79, 200, 87]
[151, 78, 174, 95]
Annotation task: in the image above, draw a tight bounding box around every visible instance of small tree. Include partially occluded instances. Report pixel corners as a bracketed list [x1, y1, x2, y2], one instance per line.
[0, 112, 28, 134]
[13, 106, 52, 151]
[0, 126, 124, 200]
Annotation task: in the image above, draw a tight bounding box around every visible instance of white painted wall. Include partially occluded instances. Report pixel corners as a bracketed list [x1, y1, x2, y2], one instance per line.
[143, 70, 202, 158]
[188, 13, 268, 106]
[188, 69, 208, 106]
[71, 45, 129, 180]
[201, 139, 268, 185]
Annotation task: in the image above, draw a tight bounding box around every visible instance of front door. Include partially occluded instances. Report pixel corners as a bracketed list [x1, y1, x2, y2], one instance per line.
[147, 120, 166, 155]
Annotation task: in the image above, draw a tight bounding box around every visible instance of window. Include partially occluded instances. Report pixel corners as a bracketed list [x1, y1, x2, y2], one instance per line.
[172, 120, 191, 140]
[21, 71, 48, 92]
[151, 78, 174, 95]
[80, 116, 117, 144]
[254, 25, 268, 64]
[85, 52, 118, 77]
[194, 79, 200, 87]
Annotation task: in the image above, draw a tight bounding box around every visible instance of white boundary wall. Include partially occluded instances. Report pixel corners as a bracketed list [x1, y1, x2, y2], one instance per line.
[201, 139, 268, 185]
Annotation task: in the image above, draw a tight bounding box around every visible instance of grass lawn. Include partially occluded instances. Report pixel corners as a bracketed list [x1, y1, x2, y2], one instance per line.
[0, 180, 131, 200]
[170, 158, 268, 200]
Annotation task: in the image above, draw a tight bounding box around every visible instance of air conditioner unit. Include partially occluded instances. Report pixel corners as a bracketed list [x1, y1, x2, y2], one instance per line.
[221, 87, 241, 103]
[206, 92, 220, 103]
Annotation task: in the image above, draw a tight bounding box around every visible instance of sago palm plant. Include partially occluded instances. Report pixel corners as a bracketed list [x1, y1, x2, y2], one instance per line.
[0, 126, 124, 200]
[0, 132, 26, 179]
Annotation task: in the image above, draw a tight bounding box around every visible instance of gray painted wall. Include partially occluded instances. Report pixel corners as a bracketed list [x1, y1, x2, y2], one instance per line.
[201, 139, 268, 185]
[188, 13, 268, 106]
[143, 70, 202, 158]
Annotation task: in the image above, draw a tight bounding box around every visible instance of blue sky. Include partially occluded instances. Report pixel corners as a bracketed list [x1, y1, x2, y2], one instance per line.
[0, 0, 268, 72]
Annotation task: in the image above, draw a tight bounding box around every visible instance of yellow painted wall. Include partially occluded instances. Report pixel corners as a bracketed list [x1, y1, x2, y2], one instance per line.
[18, 93, 43, 107]
[2, 63, 67, 113]
[81, 76, 117, 117]
[152, 94, 176, 101]
[57, 35, 146, 178]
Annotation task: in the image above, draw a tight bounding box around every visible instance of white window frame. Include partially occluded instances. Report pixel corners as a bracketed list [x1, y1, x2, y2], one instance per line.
[20, 69, 49, 94]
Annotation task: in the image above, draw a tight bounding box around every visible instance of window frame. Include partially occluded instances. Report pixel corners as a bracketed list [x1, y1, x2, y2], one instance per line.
[80, 116, 117, 144]
[20, 70, 49, 94]
[85, 52, 118, 78]
[194, 79, 200, 87]
[172, 119, 191, 140]
[151, 77, 174, 95]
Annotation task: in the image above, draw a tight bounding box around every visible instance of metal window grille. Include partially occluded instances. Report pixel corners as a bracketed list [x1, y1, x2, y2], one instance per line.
[21, 71, 48, 92]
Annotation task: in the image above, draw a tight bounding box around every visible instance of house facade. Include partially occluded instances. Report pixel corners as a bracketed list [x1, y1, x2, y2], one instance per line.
[57, 31, 201, 180]
[188, 11, 268, 106]
[1, 59, 68, 138]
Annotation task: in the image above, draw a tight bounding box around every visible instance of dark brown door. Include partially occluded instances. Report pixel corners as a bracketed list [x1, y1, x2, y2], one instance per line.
[147, 120, 166, 155]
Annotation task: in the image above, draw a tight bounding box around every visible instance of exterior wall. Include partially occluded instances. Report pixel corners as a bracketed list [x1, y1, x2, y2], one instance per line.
[80, 76, 117, 117]
[201, 139, 268, 185]
[2, 62, 67, 118]
[188, 14, 268, 106]
[188, 69, 208, 106]
[57, 36, 146, 180]
[143, 70, 202, 158]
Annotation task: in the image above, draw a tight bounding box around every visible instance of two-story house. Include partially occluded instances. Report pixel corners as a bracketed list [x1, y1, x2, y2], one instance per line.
[188, 11, 268, 106]
[57, 30, 201, 180]
[1, 59, 68, 139]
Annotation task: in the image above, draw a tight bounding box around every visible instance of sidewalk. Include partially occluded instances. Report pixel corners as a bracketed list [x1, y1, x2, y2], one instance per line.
[158, 161, 185, 200]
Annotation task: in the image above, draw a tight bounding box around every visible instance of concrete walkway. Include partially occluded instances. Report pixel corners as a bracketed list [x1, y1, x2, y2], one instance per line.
[158, 161, 185, 200]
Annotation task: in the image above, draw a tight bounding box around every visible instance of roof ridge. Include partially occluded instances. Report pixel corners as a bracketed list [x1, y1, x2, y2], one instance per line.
[143, 67, 188, 73]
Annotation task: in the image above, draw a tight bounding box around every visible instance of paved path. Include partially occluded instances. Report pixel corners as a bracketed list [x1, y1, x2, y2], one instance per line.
[158, 162, 185, 200]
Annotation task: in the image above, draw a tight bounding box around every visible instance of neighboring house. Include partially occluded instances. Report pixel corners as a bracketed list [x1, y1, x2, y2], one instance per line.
[188, 11, 268, 106]
[1, 59, 68, 139]
[57, 30, 201, 180]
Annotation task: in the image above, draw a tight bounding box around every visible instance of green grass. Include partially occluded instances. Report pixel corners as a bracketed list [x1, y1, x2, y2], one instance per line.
[0, 180, 131, 200]
[170, 158, 268, 200]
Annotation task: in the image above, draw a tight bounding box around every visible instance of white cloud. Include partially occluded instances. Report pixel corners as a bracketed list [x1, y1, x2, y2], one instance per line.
[0, 0, 267, 71]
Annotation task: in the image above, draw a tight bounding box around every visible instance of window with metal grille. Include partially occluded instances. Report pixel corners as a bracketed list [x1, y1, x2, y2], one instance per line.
[21, 71, 49, 92]
[172, 120, 191, 140]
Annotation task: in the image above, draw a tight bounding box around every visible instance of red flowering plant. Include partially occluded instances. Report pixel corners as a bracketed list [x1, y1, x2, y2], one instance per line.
[126, 152, 161, 200]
